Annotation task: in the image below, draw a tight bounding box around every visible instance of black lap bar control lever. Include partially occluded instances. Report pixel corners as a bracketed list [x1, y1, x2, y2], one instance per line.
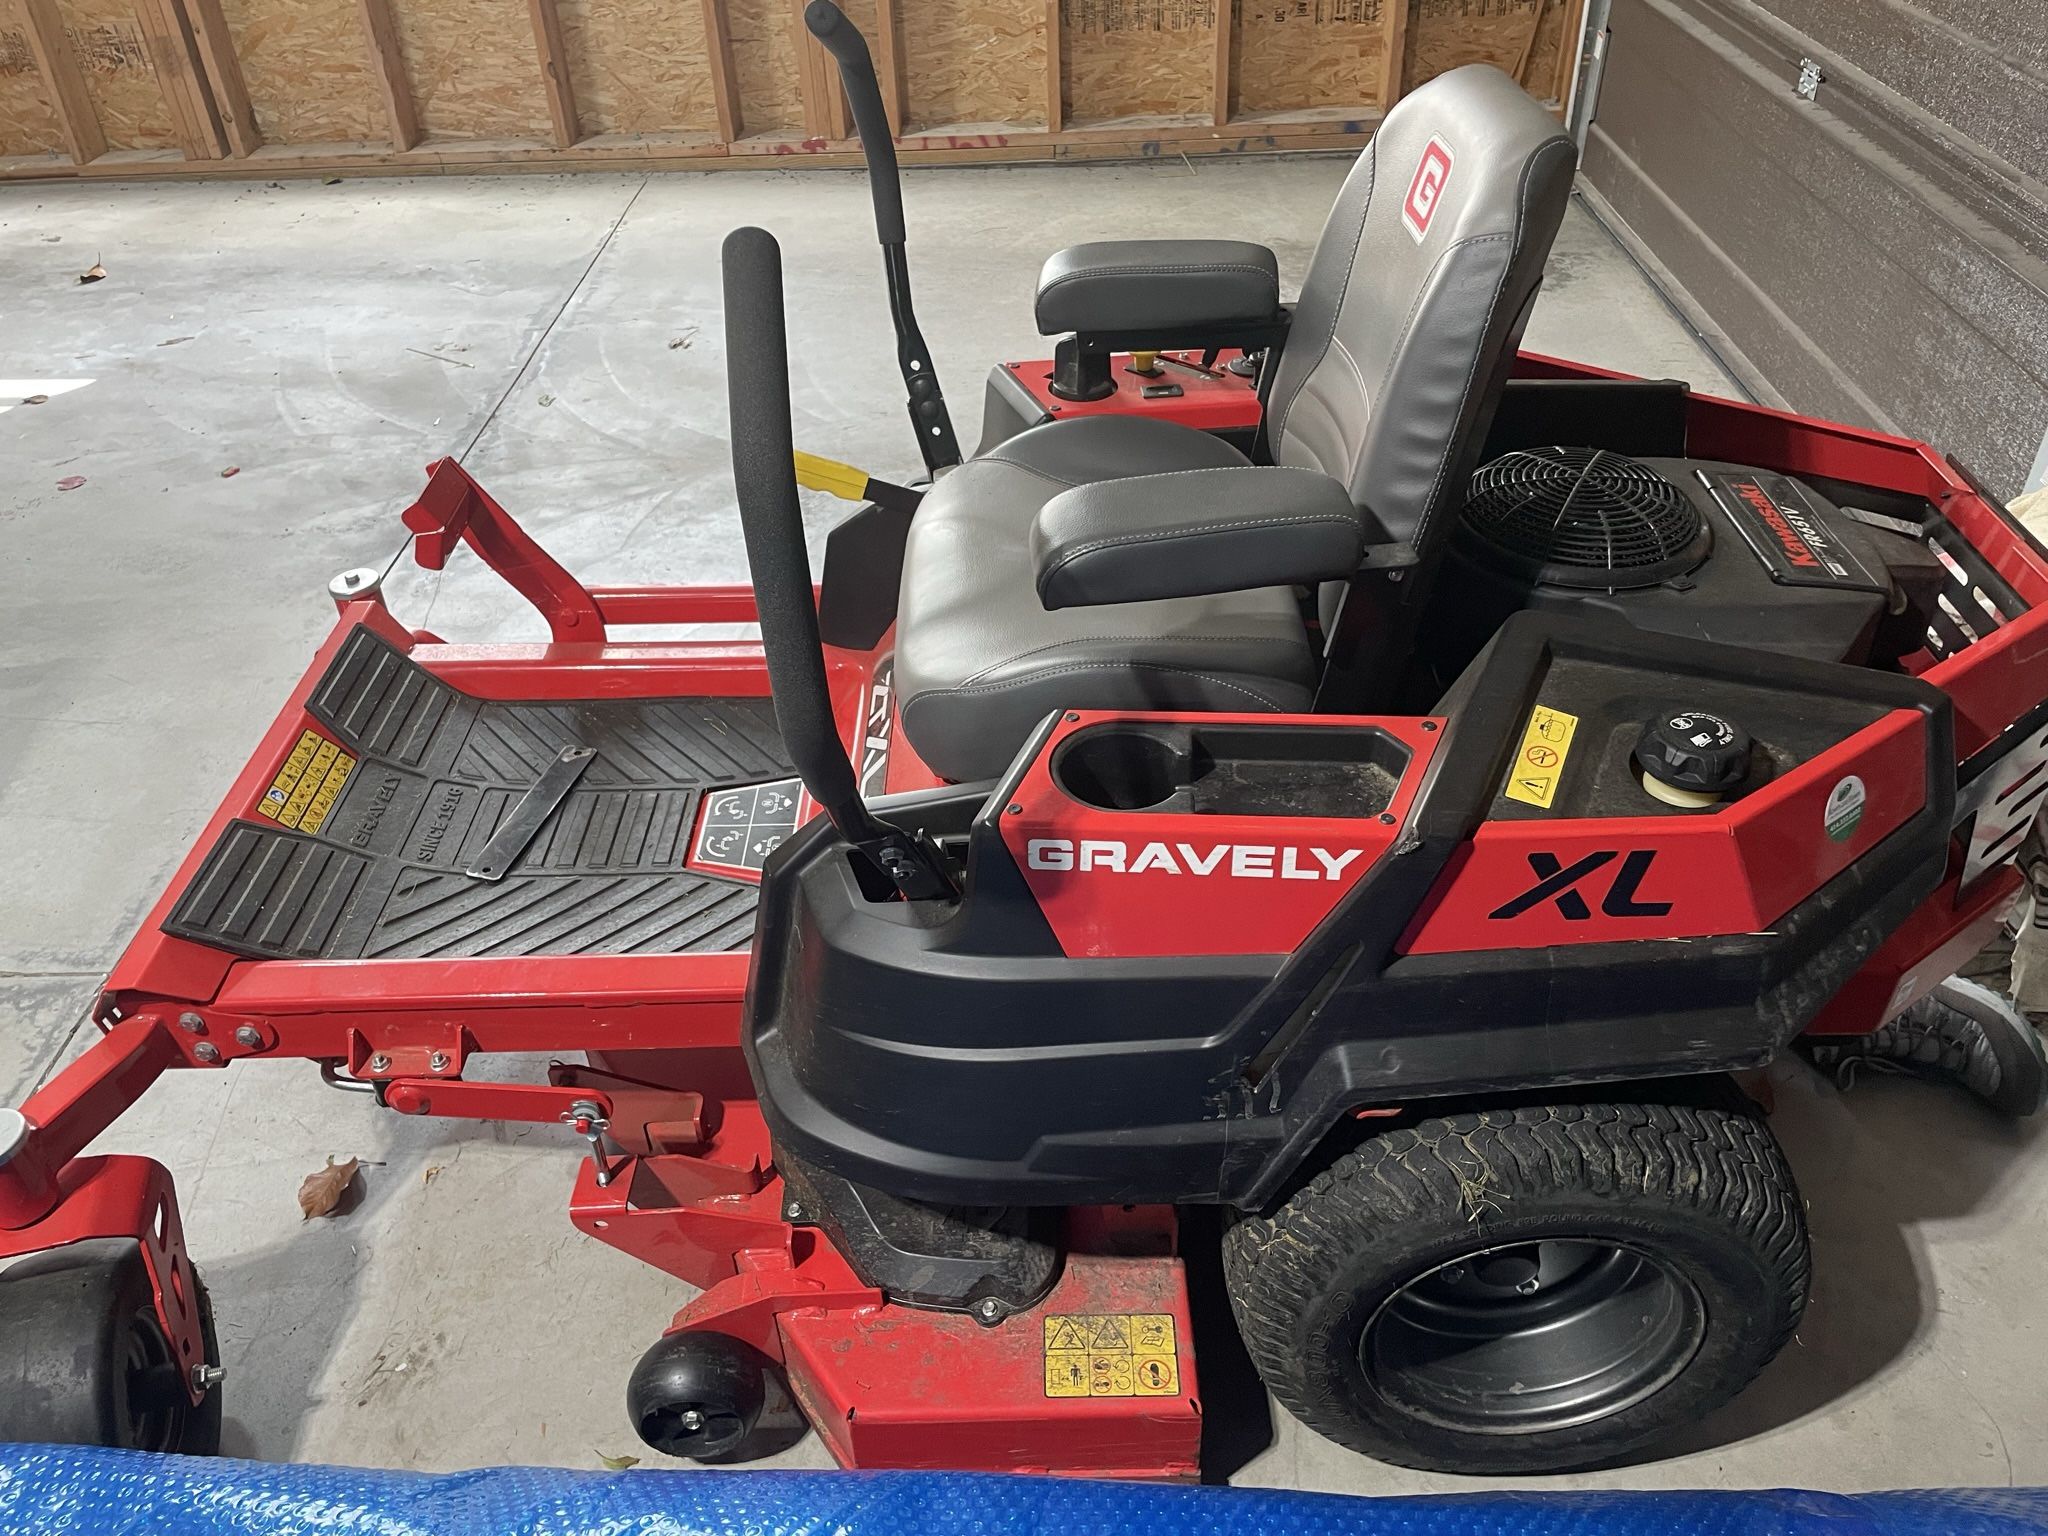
[802, 0, 961, 474]
[721, 225, 956, 901]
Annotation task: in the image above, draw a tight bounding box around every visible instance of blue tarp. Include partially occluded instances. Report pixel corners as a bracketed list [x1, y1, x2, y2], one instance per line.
[1, 1448, 2044, 1536]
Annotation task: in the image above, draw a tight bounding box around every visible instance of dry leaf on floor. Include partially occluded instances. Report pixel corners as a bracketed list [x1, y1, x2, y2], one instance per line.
[220, 466, 240, 478]
[298, 1156, 360, 1220]
[56, 476, 86, 491]
[78, 261, 106, 284]
[668, 328, 698, 350]
[596, 1451, 640, 1471]
[158, 336, 195, 347]
[22, 395, 48, 405]
[422, 1165, 443, 1187]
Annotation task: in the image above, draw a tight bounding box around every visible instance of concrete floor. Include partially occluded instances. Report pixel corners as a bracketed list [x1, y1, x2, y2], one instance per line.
[2, 159, 2041, 1492]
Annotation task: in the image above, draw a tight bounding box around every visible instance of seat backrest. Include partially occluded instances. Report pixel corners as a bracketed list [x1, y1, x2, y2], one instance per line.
[1263, 65, 1576, 642]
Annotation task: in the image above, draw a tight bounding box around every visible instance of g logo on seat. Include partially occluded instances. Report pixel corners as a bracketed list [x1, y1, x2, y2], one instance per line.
[1402, 135, 1455, 242]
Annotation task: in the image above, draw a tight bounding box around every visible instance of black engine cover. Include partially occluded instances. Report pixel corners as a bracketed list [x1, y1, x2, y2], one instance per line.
[1445, 455, 1905, 666]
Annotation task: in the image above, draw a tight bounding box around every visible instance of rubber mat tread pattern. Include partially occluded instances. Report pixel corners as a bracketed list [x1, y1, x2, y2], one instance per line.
[165, 627, 790, 961]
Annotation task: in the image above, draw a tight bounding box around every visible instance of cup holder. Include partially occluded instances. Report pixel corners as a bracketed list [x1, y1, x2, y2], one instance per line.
[1053, 727, 1191, 812]
[1050, 721, 1409, 817]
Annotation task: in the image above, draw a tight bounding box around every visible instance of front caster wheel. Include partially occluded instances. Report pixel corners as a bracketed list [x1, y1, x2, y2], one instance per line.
[627, 1330, 805, 1463]
[1223, 1101, 1809, 1474]
[0, 1238, 223, 1454]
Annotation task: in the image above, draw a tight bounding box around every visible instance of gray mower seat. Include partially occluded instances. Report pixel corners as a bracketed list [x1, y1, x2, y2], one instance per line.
[895, 414, 1314, 783]
[893, 64, 1575, 785]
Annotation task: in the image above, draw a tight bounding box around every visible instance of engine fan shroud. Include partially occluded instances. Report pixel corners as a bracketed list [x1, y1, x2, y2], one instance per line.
[1460, 447, 1711, 590]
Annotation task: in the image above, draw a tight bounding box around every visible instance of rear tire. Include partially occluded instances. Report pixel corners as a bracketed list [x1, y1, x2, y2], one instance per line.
[0, 1238, 223, 1455]
[1222, 1101, 1808, 1474]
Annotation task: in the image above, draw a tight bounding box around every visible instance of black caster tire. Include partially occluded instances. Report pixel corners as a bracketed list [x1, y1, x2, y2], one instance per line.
[1222, 1101, 1809, 1475]
[0, 1238, 223, 1455]
[627, 1331, 804, 1463]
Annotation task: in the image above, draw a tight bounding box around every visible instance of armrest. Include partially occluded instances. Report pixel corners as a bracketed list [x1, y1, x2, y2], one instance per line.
[1031, 466, 1364, 610]
[1035, 240, 1280, 336]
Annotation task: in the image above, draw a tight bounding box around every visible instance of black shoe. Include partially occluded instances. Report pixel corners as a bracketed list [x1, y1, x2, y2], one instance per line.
[1803, 976, 2048, 1118]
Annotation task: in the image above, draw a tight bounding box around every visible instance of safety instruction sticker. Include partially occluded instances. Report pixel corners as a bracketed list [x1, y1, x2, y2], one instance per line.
[257, 728, 357, 835]
[1504, 704, 1578, 809]
[692, 777, 809, 875]
[1043, 1313, 1179, 1399]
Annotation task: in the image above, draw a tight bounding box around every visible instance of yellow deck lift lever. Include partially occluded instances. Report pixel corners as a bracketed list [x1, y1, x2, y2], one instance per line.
[793, 450, 922, 515]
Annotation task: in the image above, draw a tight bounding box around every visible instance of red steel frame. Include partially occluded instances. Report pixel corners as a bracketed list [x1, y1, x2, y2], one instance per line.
[2, 356, 2045, 1473]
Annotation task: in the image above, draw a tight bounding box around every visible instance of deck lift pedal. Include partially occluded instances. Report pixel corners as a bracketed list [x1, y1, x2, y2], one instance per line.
[2, 0, 2047, 1479]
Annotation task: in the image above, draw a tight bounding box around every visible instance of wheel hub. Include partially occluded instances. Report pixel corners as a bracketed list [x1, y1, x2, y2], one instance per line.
[1361, 1239, 1706, 1435]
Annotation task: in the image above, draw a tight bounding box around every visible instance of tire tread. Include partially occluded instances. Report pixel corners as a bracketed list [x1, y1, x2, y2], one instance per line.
[1222, 1101, 1810, 1472]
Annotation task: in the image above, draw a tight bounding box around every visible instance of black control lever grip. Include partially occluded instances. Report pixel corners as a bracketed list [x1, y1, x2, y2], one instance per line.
[803, 0, 904, 245]
[721, 226, 956, 900]
[800, 0, 961, 471]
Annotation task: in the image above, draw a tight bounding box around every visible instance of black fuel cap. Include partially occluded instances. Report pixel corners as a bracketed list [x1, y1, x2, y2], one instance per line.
[1635, 709, 1752, 795]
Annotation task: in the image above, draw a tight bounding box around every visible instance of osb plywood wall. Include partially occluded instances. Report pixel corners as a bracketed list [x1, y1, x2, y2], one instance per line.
[218, 0, 378, 145]
[557, 0, 719, 137]
[392, 0, 552, 138]
[726, 0, 803, 134]
[62, 0, 180, 148]
[1234, 0, 1391, 116]
[1, 17, 68, 152]
[0, 0, 1585, 176]
[1062, 0, 1213, 124]
[900, 0, 1045, 129]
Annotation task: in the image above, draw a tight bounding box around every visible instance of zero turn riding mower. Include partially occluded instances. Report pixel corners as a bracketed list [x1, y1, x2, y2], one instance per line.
[3, 0, 2046, 1479]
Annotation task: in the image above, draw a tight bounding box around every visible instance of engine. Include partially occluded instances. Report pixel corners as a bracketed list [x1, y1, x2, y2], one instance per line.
[1434, 447, 1949, 671]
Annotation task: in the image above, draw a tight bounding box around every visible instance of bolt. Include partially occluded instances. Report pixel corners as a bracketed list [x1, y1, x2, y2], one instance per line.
[177, 1012, 206, 1035]
[429, 1051, 450, 1073]
[1440, 1265, 1467, 1286]
[1006, 804, 1022, 815]
[193, 1042, 221, 1064]
[784, 1202, 803, 1221]
[328, 566, 382, 602]
[1420, 720, 1439, 733]
[975, 1297, 1003, 1323]
[1516, 1276, 1541, 1295]
[367, 1053, 391, 1074]
[234, 1025, 263, 1049]
[1065, 712, 1080, 722]
[678, 1408, 705, 1432]
[191, 1363, 226, 1393]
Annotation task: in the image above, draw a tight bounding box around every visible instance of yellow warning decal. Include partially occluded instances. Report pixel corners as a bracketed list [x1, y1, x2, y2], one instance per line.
[1504, 703, 1578, 809]
[258, 728, 357, 834]
[299, 749, 356, 835]
[1043, 1312, 1178, 1399]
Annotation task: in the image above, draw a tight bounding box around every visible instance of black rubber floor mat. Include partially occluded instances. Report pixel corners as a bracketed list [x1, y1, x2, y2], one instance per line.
[165, 626, 793, 961]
